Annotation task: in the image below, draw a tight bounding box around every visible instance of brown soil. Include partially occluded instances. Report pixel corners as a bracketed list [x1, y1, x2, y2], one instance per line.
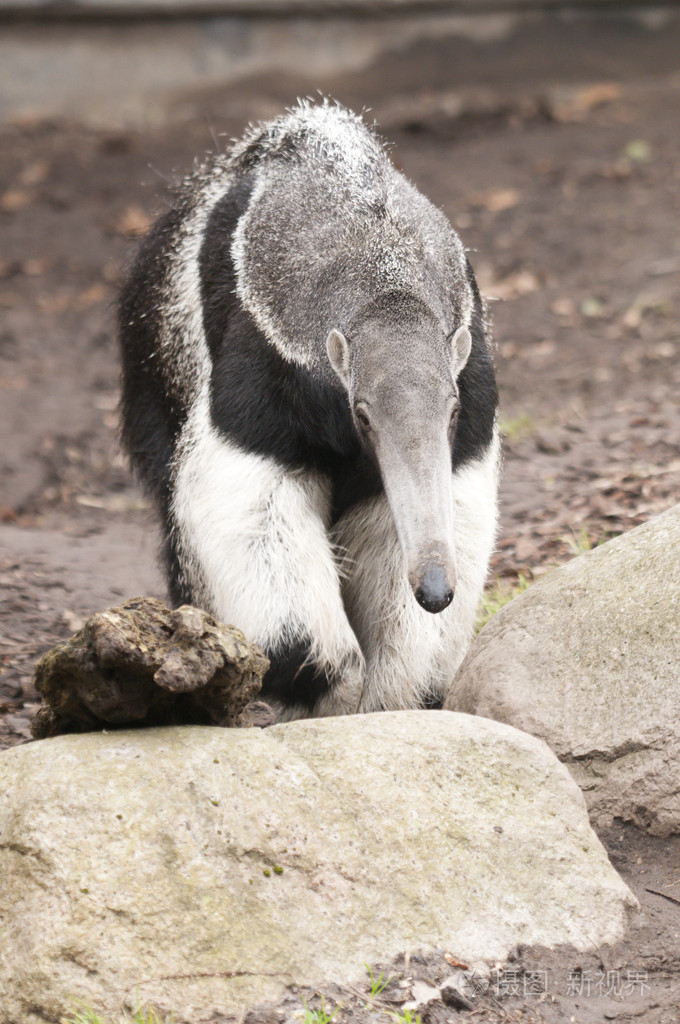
[1, 17, 679, 1023]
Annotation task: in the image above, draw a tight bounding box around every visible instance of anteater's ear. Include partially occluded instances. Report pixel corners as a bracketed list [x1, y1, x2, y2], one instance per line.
[326, 329, 351, 388]
[449, 325, 472, 379]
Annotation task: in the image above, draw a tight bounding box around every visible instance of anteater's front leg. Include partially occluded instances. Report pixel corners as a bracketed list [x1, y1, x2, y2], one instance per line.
[170, 407, 364, 721]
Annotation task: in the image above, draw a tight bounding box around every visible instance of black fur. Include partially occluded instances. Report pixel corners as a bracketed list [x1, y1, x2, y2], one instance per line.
[119, 203, 188, 506]
[452, 260, 498, 471]
[260, 638, 341, 713]
[119, 201, 195, 593]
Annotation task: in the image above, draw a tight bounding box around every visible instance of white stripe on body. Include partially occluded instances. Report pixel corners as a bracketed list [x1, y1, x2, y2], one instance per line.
[156, 172, 235, 402]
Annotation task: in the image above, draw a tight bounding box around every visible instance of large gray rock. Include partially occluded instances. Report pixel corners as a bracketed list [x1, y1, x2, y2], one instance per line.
[445, 504, 680, 837]
[0, 712, 635, 1024]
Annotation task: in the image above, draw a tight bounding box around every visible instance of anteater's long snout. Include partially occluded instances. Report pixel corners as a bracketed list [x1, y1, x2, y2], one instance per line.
[377, 434, 457, 615]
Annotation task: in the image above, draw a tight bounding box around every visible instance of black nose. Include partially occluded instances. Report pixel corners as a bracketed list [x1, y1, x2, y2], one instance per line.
[414, 564, 454, 614]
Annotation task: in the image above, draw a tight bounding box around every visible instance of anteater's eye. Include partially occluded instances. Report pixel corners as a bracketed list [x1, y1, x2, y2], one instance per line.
[355, 407, 371, 432]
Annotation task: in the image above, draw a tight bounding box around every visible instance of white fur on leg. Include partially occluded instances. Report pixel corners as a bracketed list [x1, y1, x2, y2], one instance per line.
[334, 430, 500, 711]
[433, 430, 501, 688]
[172, 397, 364, 718]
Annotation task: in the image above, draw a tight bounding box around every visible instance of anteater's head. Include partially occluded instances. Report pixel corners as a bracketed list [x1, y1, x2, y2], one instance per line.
[327, 293, 472, 614]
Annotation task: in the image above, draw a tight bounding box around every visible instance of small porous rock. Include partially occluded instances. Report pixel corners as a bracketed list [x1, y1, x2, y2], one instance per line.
[31, 596, 269, 738]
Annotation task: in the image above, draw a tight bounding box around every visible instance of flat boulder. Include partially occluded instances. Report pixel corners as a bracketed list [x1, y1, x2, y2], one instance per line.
[445, 504, 680, 836]
[0, 712, 635, 1023]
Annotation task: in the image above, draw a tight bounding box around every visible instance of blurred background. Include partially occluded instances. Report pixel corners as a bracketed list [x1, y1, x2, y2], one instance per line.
[1, 1, 679, 745]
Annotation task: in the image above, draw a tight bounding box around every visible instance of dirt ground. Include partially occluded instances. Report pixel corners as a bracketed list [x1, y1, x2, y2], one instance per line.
[1, 14, 679, 1023]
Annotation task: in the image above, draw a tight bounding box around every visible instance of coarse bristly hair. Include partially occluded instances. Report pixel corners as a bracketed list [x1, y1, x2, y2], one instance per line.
[118, 99, 500, 720]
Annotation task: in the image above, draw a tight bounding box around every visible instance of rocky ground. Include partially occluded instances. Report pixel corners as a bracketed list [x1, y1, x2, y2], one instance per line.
[1, 18, 679, 1024]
